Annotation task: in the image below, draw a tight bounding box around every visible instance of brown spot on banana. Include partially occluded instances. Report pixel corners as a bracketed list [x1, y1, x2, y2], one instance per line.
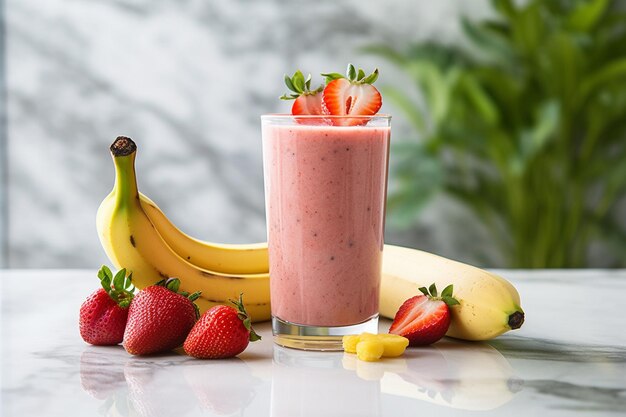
[129, 235, 136, 247]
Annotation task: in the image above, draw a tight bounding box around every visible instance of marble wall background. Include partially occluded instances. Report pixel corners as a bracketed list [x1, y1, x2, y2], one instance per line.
[2, 0, 524, 269]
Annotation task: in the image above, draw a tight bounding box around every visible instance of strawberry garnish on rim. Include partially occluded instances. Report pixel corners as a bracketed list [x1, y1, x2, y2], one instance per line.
[321, 64, 382, 126]
[281, 70, 324, 117]
[388, 283, 459, 346]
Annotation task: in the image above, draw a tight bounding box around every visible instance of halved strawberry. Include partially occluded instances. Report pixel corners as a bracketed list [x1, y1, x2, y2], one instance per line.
[388, 283, 459, 346]
[281, 70, 325, 123]
[321, 64, 382, 126]
[291, 92, 323, 115]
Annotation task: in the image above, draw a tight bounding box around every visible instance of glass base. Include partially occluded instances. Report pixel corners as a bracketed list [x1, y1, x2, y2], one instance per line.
[272, 315, 379, 351]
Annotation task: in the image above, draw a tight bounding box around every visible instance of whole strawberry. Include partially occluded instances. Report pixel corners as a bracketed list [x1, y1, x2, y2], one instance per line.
[184, 294, 261, 359]
[123, 278, 200, 355]
[389, 283, 459, 346]
[79, 266, 134, 346]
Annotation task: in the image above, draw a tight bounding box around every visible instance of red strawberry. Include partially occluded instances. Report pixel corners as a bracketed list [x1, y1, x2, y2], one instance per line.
[183, 294, 261, 359]
[79, 266, 135, 346]
[321, 64, 382, 125]
[291, 92, 324, 116]
[123, 278, 200, 355]
[388, 283, 459, 346]
[281, 70, 327, 124]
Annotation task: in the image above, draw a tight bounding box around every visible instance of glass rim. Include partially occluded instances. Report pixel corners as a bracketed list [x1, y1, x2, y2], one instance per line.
[261, 113, 391, 120]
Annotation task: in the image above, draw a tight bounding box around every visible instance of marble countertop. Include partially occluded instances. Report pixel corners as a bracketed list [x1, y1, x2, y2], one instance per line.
[1, 269, 625, 416]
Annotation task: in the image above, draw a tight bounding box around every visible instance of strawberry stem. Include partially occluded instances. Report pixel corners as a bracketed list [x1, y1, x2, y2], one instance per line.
[230, 293, 262, 342]
[97, 265, 135, 308]
[419, 283, 460, 307]
[155, 277, 202, 319]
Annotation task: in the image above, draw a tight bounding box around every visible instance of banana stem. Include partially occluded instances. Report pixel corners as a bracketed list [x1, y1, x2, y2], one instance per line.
[110, 136, 139, 209]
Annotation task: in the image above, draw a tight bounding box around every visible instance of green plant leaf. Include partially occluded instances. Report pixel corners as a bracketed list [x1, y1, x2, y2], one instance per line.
[369, 0, 626, 268]
[492, 0, 517, 18]
[362, 45, 407, 66]
[418, 287, 429, 296]
[387, 142, 443, 227]
[460, 73, 499, 125]
[461, 17, 513, 62]
[519, 100, 559, 166]
[566, 0, 609, 32]
[580, 58, 626, 105]
[379, 86, 425, 132]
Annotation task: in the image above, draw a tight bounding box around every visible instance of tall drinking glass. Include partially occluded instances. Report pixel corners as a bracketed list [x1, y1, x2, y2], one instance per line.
[261, 115, 391, 350]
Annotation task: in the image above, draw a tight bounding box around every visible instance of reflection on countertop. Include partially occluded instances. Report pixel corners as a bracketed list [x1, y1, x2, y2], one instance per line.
[2, 270, 626, 416]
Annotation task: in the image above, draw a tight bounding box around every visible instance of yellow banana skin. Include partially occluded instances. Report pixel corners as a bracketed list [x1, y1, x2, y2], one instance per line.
[140, 194, 269, 275]
[96, 137, 271, 322]
[380, 244, 524, 341]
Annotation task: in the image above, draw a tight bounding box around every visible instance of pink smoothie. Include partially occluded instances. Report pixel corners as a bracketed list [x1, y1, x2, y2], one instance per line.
[262, 122, 390, 326]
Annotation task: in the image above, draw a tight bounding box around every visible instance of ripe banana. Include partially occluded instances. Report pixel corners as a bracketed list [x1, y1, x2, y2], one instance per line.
[140, 194, 269, 275]
[96, 137, 271, 321]
[380, 244, 524, 341]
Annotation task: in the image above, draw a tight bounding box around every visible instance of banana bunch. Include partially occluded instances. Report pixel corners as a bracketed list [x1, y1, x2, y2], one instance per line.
[97, 136, 524, 337]
[96, 137, 271, 321]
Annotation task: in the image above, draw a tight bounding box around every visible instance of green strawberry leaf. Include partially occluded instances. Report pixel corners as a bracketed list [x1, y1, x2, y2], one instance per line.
[113, 268, 126, 291]
[98, 265, 113, 281]
[249, 328, 262, 342]
[284, 74, 297, 93]
[418, 286, 429, 296]
[347, 63, 357, 81]
[124, 272, 134, 290]
[321, 72, 345, 83]
[443, 296, 460, 307]
[98, 265, 113, 291]
[97, 265, 134, 308]
[441, 284, 454, 298]
[362, 69, 379, 84]
[165, 278, 181, 293]
[292, 70, 306, 92]
[230, 293, 262, 343]
[429, 283, 438, 297]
